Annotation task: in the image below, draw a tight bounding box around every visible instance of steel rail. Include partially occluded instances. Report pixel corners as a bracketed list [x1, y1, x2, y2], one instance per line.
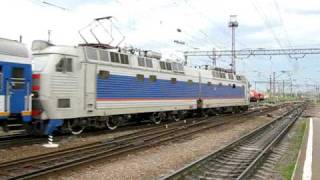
[0, 104, 286, 179]
[162, 103, 305, 180]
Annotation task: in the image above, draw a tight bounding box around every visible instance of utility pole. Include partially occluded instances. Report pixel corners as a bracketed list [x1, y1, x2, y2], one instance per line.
[211, 48, 216, 67]
[48, 30, 51, 43]
[282, 80, 285, 97]
[273, 72, 276, 97]
[228, 15, 238, 74]
[269, 75, 272, 97]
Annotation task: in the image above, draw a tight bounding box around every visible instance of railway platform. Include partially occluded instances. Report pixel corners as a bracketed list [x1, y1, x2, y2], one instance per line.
[293, 106, 320, 180]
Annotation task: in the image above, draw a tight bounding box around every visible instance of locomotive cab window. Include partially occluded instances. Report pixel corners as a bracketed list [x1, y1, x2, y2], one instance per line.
[56, 58, 73, 73]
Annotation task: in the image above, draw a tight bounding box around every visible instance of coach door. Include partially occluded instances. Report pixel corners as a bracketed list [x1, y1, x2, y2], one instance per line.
[9, 67, 28, 114]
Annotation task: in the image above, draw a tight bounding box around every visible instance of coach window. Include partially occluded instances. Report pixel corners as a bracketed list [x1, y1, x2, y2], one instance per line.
[56, 58, 73, 73]
[12, 67, 25, 89]
[120, 54, 129, 64]
[208, 82, 212, 86]
[188, 80, 193, 84]
[110, 52, 120, 63]
[0, 66, 2, 90]
[232, 84, 236, 88]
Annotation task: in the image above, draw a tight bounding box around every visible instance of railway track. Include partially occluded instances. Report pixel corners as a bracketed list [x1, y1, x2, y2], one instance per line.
[0, 134, 46, 149]
[0, 103, 292, 179]
[162, 103, 305, 180]
[0, 103, 281, 150]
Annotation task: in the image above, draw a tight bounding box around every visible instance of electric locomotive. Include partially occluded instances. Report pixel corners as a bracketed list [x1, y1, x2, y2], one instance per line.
[30, 40, 249, 135]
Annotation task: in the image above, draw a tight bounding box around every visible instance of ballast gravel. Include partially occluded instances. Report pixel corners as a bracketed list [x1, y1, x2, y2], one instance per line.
[40, 107, 290, 180]
[0, 106, 290, 179]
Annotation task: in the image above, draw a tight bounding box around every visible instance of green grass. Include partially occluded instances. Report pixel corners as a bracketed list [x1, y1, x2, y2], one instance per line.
[280, 120, 306, 180]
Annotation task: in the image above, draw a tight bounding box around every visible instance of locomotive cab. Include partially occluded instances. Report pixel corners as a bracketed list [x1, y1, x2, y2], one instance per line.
[31, 40, 83, 134]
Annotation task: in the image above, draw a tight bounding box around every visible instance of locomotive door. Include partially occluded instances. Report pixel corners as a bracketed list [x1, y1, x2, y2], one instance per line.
[9, 67, 28, 114]
[84, 63, 96, 113]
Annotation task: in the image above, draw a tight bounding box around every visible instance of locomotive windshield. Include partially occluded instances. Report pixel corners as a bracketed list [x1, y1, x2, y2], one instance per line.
[32, 55, 50, 72]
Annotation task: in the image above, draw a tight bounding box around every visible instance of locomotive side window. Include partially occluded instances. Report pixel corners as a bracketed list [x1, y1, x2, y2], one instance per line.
[160, 61, 166, 70]
[86, 47, 98, 60]
[56, 58, 73, 73]
[58, 99, 70, 108]
[166, 63, 172, 71]
[171, 78, 177, 84]
[120, 54, 129, 64]
[146, 58, 153, 68]
[228, 73, 234, 80]
[99, 50, 109, 62]
[149, 75, 157, 82]
[110, 52, 120, 63]
[98, 70, 110, 79]
[138, 57, 145, 67]
[136, 74, 144, 81]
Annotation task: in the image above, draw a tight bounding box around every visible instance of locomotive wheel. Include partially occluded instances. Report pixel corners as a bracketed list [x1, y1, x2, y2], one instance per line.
[106, 117, 120, 130]
[67, 119, 85, 135]
[172, 114, 180, 122]
[171, 112, 184, 122]
[151, 112, 165, 124]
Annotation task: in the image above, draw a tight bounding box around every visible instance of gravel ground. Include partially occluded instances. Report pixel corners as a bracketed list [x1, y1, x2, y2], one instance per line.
[0, 128, 147, 163]
[37, 107, 291, 180]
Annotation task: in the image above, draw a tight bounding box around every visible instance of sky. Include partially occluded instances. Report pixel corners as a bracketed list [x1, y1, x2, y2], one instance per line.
[1, 0, 320, 92]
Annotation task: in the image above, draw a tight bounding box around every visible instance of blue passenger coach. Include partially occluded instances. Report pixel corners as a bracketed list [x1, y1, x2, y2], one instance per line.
[0, 38, 32, 131]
